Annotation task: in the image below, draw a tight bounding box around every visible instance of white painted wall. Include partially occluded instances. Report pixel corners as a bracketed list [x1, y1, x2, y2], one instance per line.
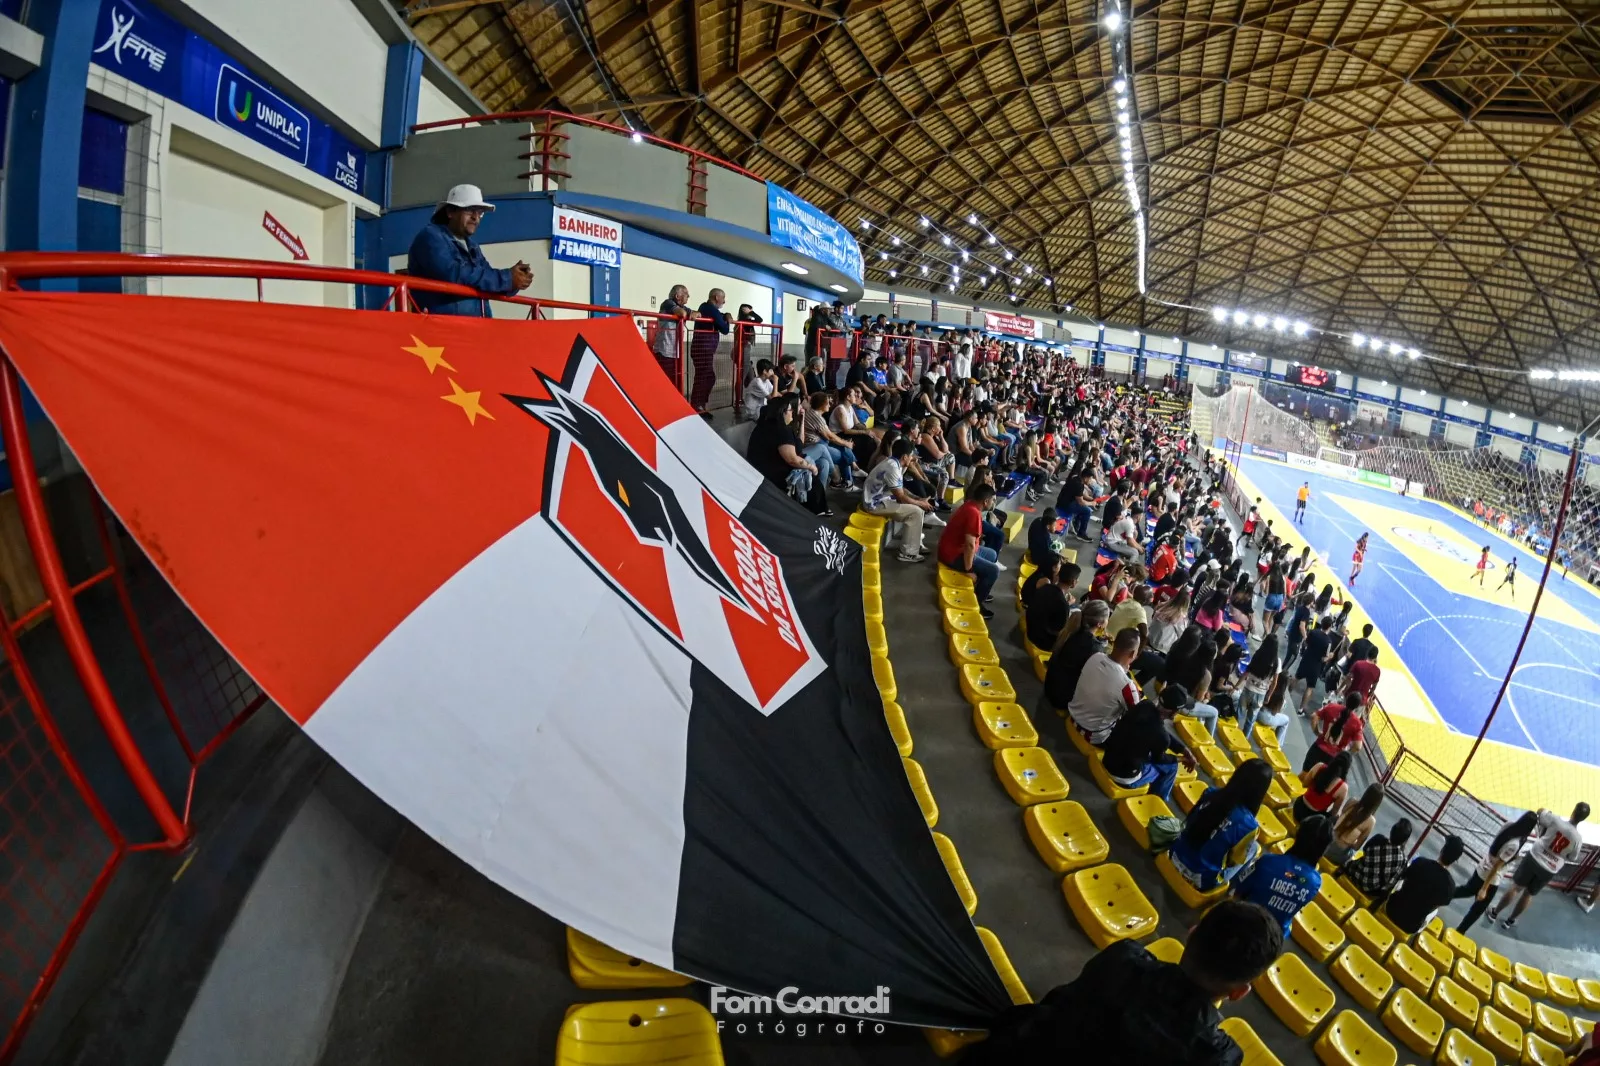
[1400, 411, 1433, 436]
[1144, 334, 1181, 355]
[1490, 410, 1526, 432]
[1187, 344, 1223, 364]
[1104, 350, 1132, 374]
[1189, 365, 1217, 388]
[1357, 380, 1396, 401]
[1537, 448, 1567, 473]
[1444, 423, 1478, 447]
[1492, 436, 1523, 460]
[1400, 387, 1433, 409]
[1537, 423, 1576, 446]
[619, 253, 771, 327]
[1357, 401, 1391, 424]
[1336, 371, 1354, 392]
[1105, 326, 1139, 348]
[1270, 359, 1290, 378]
[1067, 321, 1100, 343]
[1146, 358, 1174, 379]
[1456, 400, 1487, 422]
[416, 77, 470, 128]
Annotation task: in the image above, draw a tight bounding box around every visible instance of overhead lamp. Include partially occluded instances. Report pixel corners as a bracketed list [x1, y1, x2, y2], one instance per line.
[1380, 380, 1388, 386]
[1024, 265, 1032, 274]
[1045, 278, 1053, 286]
[949, 284, 956, 292]
[780, 262, 810, 275]
[987, 234, 997, 244]
[828, 283, 848, 293]
[967, 213, 978, 224]
[1419, 389, 1427, 396]
[1114, 77, 1127, 94]
[960, 249, 969, 261]
[919, 264, 928, 275]
[1351, 332, 1365, 347]
[631, 132, 643, 143]
[888, 269, 897, 278]
[1272, 316, 1288, 332]
[1004, 250, 1014, 260]
[1388, 342, 1402, 356]
[1292, 320, 1309, 336]
[1251, 313, 1268, 329]
[1407, 348, 1420, 360]
[1212, 306, 1228, 322]
[941, 234, 951, 245]
[1104, 7, 1122, 32]
[860, 218, 871, 229]
[1559, 425, 1566, 432]
[891, 236, 901, 246]
[919, 216, 930, 228]
[1231, 310, 1248, 326]
[878, 251, 887, 260]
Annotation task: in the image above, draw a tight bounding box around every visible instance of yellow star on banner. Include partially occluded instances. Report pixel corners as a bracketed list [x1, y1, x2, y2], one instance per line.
[441, 378, 495, 426]
[403, 335, 455, 374]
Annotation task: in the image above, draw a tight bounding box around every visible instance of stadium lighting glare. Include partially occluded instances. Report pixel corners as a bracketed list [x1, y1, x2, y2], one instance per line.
[967, 213, 978, 224]
[891, 236, 901, 245]
[1388, 342, 1402, 356]
[919, 264, 928, 275]
[1351, 333, 1365, 347]
[1114, 78, 1127, 94]
[1231, 310, 1248, 326]
[1292, 320, 1309, 336]
[1004, 250, 1014, 260]
[1104, 8, 1122, 31]
[949, 285, 956, 292]
[878, 251, 887, 260]
[941, 234, 951, 246]
[1212, 306, 1228, 322]
[780, 262, 809, 275]
[631, 132, 643, 143]
[919, 216, 930, 227]
[828, 283, 848, 293]
[1272, 316, 1288, 332]
[1407, 348, 1420, 360]
[1045, 278, 1053, 286]
[1371, 338, 1386, 352]
[1532, 368, 1600, 382]
[960, 249, 969, 261]
[987, 234, 997, 244]
[1251, 313, 1268, 329]
[888, 269, 897, 278]
[860, 219, 870, 229]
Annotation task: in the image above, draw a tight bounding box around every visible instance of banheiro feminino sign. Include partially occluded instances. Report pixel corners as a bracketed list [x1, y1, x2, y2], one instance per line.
[552, 206, 623, 268]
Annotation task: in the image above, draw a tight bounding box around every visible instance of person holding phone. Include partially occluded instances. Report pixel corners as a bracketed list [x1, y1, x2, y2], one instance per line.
[407, 184, 532, 316]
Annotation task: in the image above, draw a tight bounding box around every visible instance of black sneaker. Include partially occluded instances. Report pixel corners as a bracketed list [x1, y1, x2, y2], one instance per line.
[978, 605, 995, 619]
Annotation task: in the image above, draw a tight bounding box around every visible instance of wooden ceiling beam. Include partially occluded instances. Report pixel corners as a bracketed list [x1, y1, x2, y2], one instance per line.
[536, 0, 678, 107]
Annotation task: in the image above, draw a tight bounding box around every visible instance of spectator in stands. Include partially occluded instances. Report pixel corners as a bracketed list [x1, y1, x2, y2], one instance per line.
[1293, 751, 1351, 824]
[652, 283, 692, 379]
[1303, 694, 1364, 773]
[967, 899, 1283, 1066]
[1453, 811, 1536, 933]
[1488, 803, 1590, 929]
[1026, 507, 1061, 566]
[1024, 559, 1081, 648]
[1108, 583, 1152, 642]
[742, 359, 776, 421]
[1104, 499, 1144, 561]
[773, 353, 801, 397]
[1146, 589, 1189, 655]
[1068, 627, 1143, 744]
[1236, 633, 1279, 735]
[407, 185, 533, 317]
[1101, 683, 1195, 801]
[1041, 599, 1111, 717]
[1343, 644, 1381, 704]
[1292, 616, 1335, 712]
[1341, 819, 1413, 902]
[1162, 627, 1220, 736]
[1347, 623, 1377, 664]
[937, 483, 1000, 615]
[1234, 815, 1331, 935]
[736, 304, 764, 375]
[801, 392, 860, 489]
[802, 355, 828, 394]
[864, 439, 941, 563]
[1326, 784, 1384, 867]
[1168, 759, 1274, 892]
[1383, 835, 1465, 935]
[1054, 465, 1096, 541]
[686, 289, 730, 413]
[830, 383, 880, 466]
[746, 397, 826, 515]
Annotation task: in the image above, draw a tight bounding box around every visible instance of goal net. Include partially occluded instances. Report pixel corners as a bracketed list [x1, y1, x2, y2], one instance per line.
[1316, 445, 1357, 469]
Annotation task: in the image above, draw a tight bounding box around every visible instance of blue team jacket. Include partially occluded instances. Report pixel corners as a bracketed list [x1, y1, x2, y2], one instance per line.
[406, 221, 514, 317]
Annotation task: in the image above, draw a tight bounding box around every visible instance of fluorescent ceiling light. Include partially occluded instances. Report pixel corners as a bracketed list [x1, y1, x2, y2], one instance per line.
[780, 262, 809, 275]
[828, 283, 848, 293]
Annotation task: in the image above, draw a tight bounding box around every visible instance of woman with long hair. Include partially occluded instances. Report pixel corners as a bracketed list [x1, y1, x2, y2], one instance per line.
[1262, 563, 1288, 635]
[1453, 810, 1538, 933]
[1167, 637, 1220, 736]
[1147, 590, 1191, 655]
[1168, 759, 1275, 891]
[1293, 750, 1352, 824]
[1194, 585, 1230, 631]
[1304, 692, 1366, 773]
[1327, 784, 1384, 866]
[1237, 633, 1279, 736]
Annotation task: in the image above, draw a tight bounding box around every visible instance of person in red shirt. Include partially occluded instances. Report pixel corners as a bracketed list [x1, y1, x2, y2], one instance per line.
[1149, 538, 1178, 583]
[1344, 645, 1381, 704]
[938, 484, 1000, 617]
[1303, 696, 1366, 773]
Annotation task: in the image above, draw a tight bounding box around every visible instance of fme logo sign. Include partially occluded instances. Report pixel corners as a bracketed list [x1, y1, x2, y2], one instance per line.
[215, 64, 310, 166]
[93, 2, 168, 73]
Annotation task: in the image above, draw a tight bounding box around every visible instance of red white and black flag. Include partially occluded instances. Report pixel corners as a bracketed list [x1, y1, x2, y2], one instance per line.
[0, 293, 1009, 1026]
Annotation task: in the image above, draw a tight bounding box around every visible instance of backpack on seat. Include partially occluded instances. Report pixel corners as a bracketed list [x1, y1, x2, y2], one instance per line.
[1146, 815, 1184, 852]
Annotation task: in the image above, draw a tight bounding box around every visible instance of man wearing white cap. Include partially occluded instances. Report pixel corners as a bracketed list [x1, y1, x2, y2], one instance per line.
[406, 184, 533, 316]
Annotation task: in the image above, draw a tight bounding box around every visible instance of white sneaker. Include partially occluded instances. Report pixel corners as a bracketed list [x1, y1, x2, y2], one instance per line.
[842, 482, 861, 493]
[897, 550, 926, 563]
[996, 562, 1008, 571]
[925, 513, 947, 527]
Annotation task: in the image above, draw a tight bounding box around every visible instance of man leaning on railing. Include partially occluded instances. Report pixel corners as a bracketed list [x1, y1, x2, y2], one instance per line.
[407, 185, 532, 316]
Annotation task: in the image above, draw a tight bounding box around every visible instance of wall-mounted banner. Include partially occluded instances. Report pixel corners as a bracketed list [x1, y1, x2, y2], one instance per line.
[551, 206, 622, 268]
[766, 183, 863, 283]
[982, 311, 1040, 338]
[262, 212, 308, 260]
[92, 0, 366, 197]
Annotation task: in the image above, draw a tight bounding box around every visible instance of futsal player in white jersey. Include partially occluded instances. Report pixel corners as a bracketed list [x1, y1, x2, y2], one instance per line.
[1488, 802, 1590, 929]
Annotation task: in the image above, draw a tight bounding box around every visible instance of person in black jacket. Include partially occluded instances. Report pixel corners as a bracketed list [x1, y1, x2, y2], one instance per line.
[1039, 600, 1110, 718]
[1101, 683, 1196, 801]
[966, 900, 1283, 1066]
[1383, 835, 1465, 934]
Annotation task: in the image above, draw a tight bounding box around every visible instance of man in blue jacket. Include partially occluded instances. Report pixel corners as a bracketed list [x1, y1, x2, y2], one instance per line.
[407, 184, 532, 316]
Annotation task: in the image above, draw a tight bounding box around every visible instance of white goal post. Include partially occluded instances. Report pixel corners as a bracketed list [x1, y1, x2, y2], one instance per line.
[1317, 445, 1358, 469]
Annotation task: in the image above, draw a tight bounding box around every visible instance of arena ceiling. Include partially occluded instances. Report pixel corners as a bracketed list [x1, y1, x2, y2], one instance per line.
[398, 0, 1600, 427]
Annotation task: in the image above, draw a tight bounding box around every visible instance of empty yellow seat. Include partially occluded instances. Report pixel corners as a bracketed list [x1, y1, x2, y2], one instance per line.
[948, 631, 999, 667]
[942, 606, 986, 635]
[1387, 941, 1438, 998]
[1029, 646, 1050, 681]
[1427, 915, 1444, 937]
[1025, 801, 1109, 874]
[1314, 1009, 1397, 1066]
[1217, 719, 1252, 752]
[866, 618, 888, 655]
[864, 588, 884, 621]
[1375, 906, 1409, 943]
[1316, 876, 1357, 921]
[1147, 936, 1185, 964]
[1017, 557, 1038, 582]
[1579, 1018, 1596, 1041]
[1474, 1005, 1523, 1061]
[842, 525, 877, 548]
[1523, 1032, 1565, 1066]
[1062, 863, 1159, 949]
[1580, 978, 1600, 1011]
[1384, 986, 1446, 1056]
[1454, 958, 1493, 1004]
[932, 832, 977, 916]
[961, 664, 1016, 705]
[1255, 806, 1288, 847]
[1436, 1027, 1494, 1066]
[1255, 953, 1338, 1037]
[1264, 778, 1292, 809]
[1443, 927, 1476, 960]
[1477, 947, 1514, 984]
[1174, 777, 1208, 813]
[1156, 850, 1229, 909]
[871, 655, 897, 702]
[884, 701, 913, 756]
[1414, 931, 1454, 975]
[1220, 1017, 1284, 1066]
[1254, 723, 1282, 748]
[976, 926, 1031, 1005]
[1431, 976, 1481, 1030]
[1545, 972, 1580, 1008]
[555, 999, 723, 1066]
[1173, 715, 1212, 749]
[1346, 907, 1396, 960]
[1259, 746, 1292, 773]
[1003, 511, 1025, 541]
[1293, 902, 1348, 964]
[566, 928, 693, 990]
[1336, 879, 1371, 912]
[940, 586, 979, 612]
[1192, 743, 1234, 780]
[972, 701, 1037, 749]
[1117, 794, 1174, 850]
[1532, 1002, 1572, 1045]
[1088, 750, 1148, 800]
[903, 757, 938, 827]
[1276, 771, 1307, 804]
[995, 746, 1069, 806]
[1495, 982, 1534, 1028]
[1330, 943, 1393, 1010]
[861, 565, 881, 592]
[937, 566, 974, 589]
[1512, 963, 1547, 1000]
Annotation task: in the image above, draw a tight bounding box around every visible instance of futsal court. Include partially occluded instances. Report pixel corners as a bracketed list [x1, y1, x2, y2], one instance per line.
[1236, 454, 1600, 813]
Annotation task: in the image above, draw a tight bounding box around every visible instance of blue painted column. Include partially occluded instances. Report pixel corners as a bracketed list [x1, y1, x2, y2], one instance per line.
[590, 264, 619, 309]
[1176, 340, 1188, 384]
[1219, 348, 1232, 390]
[1133, 332, 1147, 381]
[359, 42, 426, 306]
[6, 0, 98, 285]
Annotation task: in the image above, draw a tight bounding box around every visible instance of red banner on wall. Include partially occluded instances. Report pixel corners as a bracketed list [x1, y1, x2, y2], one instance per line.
[982, 310, 1039, 338]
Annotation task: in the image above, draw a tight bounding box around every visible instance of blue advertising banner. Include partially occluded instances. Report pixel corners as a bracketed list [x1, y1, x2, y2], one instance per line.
[766, 182, 863, 283]
[551, 205, 623, 268]
[92, 0, 365, 197]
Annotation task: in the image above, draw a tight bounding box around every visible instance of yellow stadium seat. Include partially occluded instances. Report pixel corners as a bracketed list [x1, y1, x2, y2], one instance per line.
[1474, 1005, 1523, 1061]
[1277, 771, 1307, 804]
[902, 757, 938, 827]
[861, 565, 881, 592]
[1346, 907, 1396, 961]
[849, 509, 887, 532]
[884, 701, 913, 757]
[1293, 902, 1348, 964]
[1278, 806, 1297, 834]
[1017, 557, 1038, 582]
[842, 525, 877, 548]
[1414, 931, 1453, 975]
[932, 832, 977, 916]
[1024, 801, 1109, 874]
[1387, 941, 1438, 998]
[937, 566, 974, 589]
[976, 926, 1031, 1005]
[961, 664, 1016, 705]
[972, 701, 1037, 749]
[1147, 936, 1185, 964]
[1512, 963, 1547, 1001]
[1088, 749, 1148, 800]
[1062, 863, 1159, 950]
[1117, 794, 1174, 850]
[1375, 906, 1409, 944]
[948, 631, 1000, 667]
[995, 746, 1070, 806]
[1443, 928, 1476, 961]
[1259, 746, 1292, 774]
[1580, 978, 1600, 1012]
[1065, 719, 1098, 756]
[1453, 959, 1493, 1004]
[566, 928, 693, 990]
[555, 999, 723, 1066]
[1523, 1032, 1565, 1066]
[1220, 1017, 1284, 1066]
[923, 1029, 985, 1058]
[1264, 778, 1292, 809]
[1436, 1027, 1495, 1066]
[1156, 850, 1228, 910]
[1431, 976, 1480, 1030]
[1253, 723, 1282, 749]
[1316, 876, 1357, 921]
[1477, 947, 1514, 984]
[1003, 511, 1025, 542]
[1330, 943, 1393, 1009]
[1174, 777, 1208, 813]
[1029, 646, 1050, 681]
[1577, 1018, 1595, 1041]
[941, 586, 979, 612]
[859, 545, 880, 568]
[866, 618, 888, 655]
[942, 606, 986, 635]
[872, 655, 897, 703]
[1217, 719, 1252, 753]
[863, 588, 884, 621]
[1532, 1002, 1572, 1046]
[1174, 715, 1212, 749]
[1255, 806, 1288, 847]
[1494, 982, 1534, 1028]
[1268, 837, 1292, 855]
[1544, 972, 1579, 1008]
[1314, 1009, 1396, 1066]
[1383, 986, 1447, 1056]
[1427, 915, 1444, 937]
[1192, 743, 1234, 780]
